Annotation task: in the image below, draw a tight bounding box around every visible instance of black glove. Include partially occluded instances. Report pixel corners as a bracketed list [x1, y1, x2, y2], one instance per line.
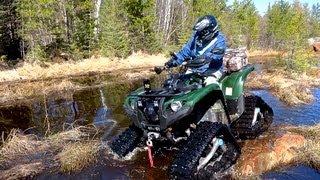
[165, 58, 177, 68]
[154, 66, 164, 74]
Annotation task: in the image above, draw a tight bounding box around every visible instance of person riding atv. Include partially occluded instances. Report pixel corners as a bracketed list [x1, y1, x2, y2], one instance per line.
[109, 15, 274, 179]
[164, 15, 226, 85]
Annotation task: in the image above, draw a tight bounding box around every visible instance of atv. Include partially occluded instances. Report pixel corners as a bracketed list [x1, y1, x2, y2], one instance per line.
[109, 54, 273, 179]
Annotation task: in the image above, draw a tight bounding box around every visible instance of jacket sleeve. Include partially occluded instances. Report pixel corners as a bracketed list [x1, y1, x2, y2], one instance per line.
[174, 33, 195, 65]
[203, 35, 226, 69]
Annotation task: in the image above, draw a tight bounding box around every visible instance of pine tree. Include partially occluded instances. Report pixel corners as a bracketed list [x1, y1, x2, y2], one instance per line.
[0, 0, 21, 60]
[266, 0, 308, 49]
[310, 3, 320, 37]
[99, 0, 130, 58]
[124, 0, 161, 53]
[227, 0, 260, 48]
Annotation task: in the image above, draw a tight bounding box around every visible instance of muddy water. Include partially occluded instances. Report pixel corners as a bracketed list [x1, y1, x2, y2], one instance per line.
[0, 77, 320, 179]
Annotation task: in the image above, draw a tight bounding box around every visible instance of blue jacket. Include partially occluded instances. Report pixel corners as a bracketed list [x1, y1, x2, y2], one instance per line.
[174, 31, 227, 73]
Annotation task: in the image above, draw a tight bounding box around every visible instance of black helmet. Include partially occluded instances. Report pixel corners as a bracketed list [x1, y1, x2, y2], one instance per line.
[193, 15, 219, 43]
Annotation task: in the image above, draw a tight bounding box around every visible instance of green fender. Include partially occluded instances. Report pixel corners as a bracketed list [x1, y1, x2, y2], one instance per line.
[220, 65, 254, 100]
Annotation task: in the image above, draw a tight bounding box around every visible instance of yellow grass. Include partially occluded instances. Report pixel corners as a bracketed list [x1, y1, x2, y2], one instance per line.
[58, 141, 99, 173]
[246, 69, 320, 106]
[0, 130, 48, 166]
[248, 50, 283, 57]
[0, 52, 166, 83]
[0, 79, 78, 104]
[0, 162, 45, 180]
[0, 126, 99, 177]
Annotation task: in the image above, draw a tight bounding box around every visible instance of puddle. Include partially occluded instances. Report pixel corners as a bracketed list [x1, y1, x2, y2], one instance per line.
[0, 76, 319, 179]
[0, 80, 141, 138]
[262, 165, 320, 180]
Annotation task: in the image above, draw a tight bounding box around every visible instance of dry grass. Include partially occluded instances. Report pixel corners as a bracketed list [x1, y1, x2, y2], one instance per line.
[0, 79, 78, 104]
[0, 126, 100, 178]
[0, 130, 49, 167]
[0, 52, 166, 83]
[286, 124, 320, 169]
[0, 52, 165, 104]
[58, 141, 99, 173]
[249, 50, 283, 57]
[0, 162, 45, 180]
[246, 69, 320, 106]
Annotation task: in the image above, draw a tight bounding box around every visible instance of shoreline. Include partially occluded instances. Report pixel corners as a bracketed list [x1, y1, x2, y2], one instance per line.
[0, 52, 318, 106]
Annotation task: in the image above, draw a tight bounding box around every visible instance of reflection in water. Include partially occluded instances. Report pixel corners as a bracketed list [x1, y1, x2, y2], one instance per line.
[0, 105, 32, 134]
[0, 80, 141, 137]
[96, 88, 117, 139]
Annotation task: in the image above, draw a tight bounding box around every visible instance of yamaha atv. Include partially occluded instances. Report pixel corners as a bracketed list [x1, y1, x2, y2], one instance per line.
[109, 57, 273, 179]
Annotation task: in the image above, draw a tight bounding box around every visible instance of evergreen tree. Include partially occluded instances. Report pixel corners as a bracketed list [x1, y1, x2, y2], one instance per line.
[266, 0, 308, 50]
[124, 0, 161, 53]
[99, 0, 130, 58]
[227, 0, 260, 48]
[0, 0, 21, 60]
[310, 3, 320, 37]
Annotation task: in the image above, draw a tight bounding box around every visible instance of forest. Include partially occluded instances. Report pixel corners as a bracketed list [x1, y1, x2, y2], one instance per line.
[0, 0, 319, 63]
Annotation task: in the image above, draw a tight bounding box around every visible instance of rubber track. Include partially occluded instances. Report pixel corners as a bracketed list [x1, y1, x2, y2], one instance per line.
[169, 122, 239, 179]
[231, 95, 273, 140]
[197, 141, 240, 179]
[109, 125, 143, 157]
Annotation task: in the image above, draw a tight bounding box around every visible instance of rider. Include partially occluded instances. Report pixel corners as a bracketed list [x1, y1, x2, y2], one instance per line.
[165, 15, 227, 85]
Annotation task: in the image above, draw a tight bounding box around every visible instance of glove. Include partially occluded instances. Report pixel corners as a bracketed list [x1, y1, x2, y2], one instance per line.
[154, 66, 163, 74]
[165, 58, 178, 68]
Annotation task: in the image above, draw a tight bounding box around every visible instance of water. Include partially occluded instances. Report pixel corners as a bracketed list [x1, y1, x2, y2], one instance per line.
[0, 77, 319, 179]
[0, 81, 139, 137]
[252, 89, 320, 125]
[262, 165, 320, 180]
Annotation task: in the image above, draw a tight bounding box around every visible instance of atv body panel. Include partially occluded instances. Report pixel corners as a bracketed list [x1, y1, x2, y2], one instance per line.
[125, 82, 223, 131]
[220, 65, 254, 100]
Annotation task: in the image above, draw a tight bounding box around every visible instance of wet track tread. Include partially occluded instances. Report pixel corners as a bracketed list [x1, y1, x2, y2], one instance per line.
[109, 125, 143, 157]
[231, 95, 274, 140]
[169, 122, 240, 179]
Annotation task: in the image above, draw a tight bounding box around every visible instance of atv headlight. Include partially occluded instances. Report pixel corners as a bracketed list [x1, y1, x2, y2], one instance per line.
[171, 101, 182, 112]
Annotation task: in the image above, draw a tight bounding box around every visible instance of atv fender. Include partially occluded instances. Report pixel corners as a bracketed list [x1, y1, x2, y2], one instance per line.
[220, 65, 254, 100]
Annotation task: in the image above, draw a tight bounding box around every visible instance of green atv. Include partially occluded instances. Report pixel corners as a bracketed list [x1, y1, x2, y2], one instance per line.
[109, 57, 273, 179]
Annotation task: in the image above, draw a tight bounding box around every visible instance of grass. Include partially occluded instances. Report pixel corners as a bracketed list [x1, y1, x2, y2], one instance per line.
[0, 52, 166, 83]
[58, 141, 99, 173]
[246, 67, 320, 106]
[0, 53, 160, 104]
[0, 126, 101, 178]
[247, 49, 320, 106]
[0, 79, 78, 104]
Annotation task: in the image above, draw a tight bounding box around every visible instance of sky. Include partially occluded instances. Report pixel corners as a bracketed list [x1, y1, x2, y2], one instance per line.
[227, 0, 319, 15]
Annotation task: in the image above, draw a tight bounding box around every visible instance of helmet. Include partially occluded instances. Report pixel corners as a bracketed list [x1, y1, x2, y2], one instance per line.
[193, 15, 219, 43]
